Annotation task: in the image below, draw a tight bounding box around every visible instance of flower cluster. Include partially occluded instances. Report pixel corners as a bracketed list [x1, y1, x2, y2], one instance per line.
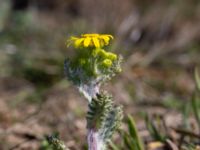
[65, 33, 121, 87]
[92, 48, 117, 67]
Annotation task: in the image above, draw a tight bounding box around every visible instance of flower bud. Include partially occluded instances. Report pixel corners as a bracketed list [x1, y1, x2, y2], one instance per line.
[102, 59, 112, 67]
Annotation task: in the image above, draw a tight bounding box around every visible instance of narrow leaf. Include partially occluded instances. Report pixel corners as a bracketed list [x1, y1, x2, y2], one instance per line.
[127, 115, 144, 150]
[194, 67, 200, 91]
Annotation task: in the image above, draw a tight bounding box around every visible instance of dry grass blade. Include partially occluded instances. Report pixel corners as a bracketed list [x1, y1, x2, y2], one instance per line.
[171, 127, 200, 139]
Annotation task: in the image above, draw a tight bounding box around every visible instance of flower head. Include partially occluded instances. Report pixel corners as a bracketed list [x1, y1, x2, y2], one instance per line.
[68, 33, 113, 48]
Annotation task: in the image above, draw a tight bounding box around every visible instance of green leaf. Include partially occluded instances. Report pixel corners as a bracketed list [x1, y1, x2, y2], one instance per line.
[191, 93, 200, 130]
[123, 132, 136, 150]
[127, 115, 144, 150]
[194, 67, 200, 91]
[108, 140, 120, 150]
[145, 115, 166, 142]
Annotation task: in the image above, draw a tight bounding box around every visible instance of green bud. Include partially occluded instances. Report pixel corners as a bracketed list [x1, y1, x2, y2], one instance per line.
[102, 59, 112, 67]
[98, 49, 107, 58]
[92, 48, 101, 57]
[106, 52, 117, 60]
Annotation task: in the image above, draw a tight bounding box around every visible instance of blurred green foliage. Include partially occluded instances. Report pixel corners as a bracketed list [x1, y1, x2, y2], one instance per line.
[40, 133, 68, 150]
[109, 69, 200, 149]
[110, 115, 144, 150]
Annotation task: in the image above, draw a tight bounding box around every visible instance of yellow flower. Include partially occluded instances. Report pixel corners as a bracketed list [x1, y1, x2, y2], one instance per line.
[68, 33, 113, 48]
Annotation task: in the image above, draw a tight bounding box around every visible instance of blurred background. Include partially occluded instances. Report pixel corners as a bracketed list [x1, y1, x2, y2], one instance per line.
[0, 0, 200, 149]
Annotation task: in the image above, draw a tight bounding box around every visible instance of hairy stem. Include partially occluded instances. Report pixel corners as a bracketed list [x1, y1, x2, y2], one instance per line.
[87, 129, 104, 150]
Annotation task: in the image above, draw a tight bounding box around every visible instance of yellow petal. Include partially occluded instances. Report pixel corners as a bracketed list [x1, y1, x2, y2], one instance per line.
[75, 38, 84, 48]
[101, 36, 110, 45]
[102, 34, 113, 39]
[70, 36, 78, 40]
[67, 36, 78, 47]
[92, 37, 100, 48]
[99, 40, 105, 47]
[84, 37, 91, 47]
